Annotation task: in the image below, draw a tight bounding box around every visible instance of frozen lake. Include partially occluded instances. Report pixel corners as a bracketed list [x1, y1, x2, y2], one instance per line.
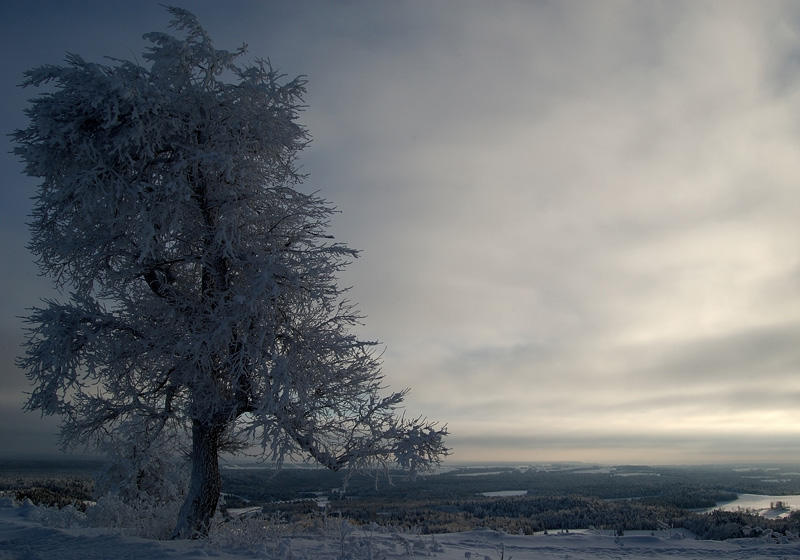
[480, 490, 528, 497]
[709, 494, 800, 518]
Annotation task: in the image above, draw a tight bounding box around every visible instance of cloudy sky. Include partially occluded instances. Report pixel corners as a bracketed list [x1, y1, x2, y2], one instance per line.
[3, 1, 800, 465]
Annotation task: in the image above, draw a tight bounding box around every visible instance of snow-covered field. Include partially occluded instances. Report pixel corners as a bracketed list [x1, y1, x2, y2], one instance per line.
[4, 498, 800, 559]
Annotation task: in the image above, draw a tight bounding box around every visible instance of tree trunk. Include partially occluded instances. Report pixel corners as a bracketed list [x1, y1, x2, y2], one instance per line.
[172, 419, 223, 539]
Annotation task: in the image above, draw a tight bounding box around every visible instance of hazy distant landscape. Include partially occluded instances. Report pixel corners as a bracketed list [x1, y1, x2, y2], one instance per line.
[6, 458, 800, 537]
[222, 461, 800, 537]
[6, 458, 800, 558]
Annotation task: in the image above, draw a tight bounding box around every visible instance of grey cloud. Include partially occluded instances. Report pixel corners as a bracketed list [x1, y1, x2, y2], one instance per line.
[631, 322, 800, 384]
[0, 402, 61, 458]
[0, 327, 61, 457]
[449, 431, 800, 465]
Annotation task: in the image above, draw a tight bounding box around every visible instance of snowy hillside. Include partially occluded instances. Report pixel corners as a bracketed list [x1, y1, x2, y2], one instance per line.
[4, 498, 800, 560]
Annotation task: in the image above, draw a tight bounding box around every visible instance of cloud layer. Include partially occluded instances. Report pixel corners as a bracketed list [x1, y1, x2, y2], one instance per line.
[3, 1, 800, 464]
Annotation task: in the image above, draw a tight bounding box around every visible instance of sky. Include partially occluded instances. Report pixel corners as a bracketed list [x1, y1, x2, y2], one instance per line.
[3, 1, 800, 466]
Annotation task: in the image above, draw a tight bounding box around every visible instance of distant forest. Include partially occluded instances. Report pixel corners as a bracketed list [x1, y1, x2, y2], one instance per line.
[5, 460, 800, 540]
[221, 463, 800, 539]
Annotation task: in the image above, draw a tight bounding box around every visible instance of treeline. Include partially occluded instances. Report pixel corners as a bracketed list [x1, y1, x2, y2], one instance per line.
[220, 463, 800, 540]
[221, 466, 345, 503]
[0, 459, 101, 509]
[8, 461, 800, 542]
[296, 494, 688, 535]
[0, 475, 94, 510]
[640, 488, 739, 509]
[683, 510, 800, 540]
[7, 468, 800, 542]
[220, 463, 800, 505]
[253, 493, 800, 540]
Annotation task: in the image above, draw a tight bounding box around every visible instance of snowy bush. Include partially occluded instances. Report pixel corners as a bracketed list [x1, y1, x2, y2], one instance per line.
[95, 441, 189, 505]
[208, 512, 294, 551]
[87, 439, 190, 539]
[207, 514, 406, 560]
[25, 502, 86, 529]
[86, 492, 184, 540]
[95, 439, 188, 505]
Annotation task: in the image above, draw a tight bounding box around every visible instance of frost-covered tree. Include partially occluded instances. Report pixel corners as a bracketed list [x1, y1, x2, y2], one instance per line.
[14, 7, 448, 538]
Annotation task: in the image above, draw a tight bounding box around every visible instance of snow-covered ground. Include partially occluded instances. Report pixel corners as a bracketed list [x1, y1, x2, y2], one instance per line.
[4, 498, 800, 559]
